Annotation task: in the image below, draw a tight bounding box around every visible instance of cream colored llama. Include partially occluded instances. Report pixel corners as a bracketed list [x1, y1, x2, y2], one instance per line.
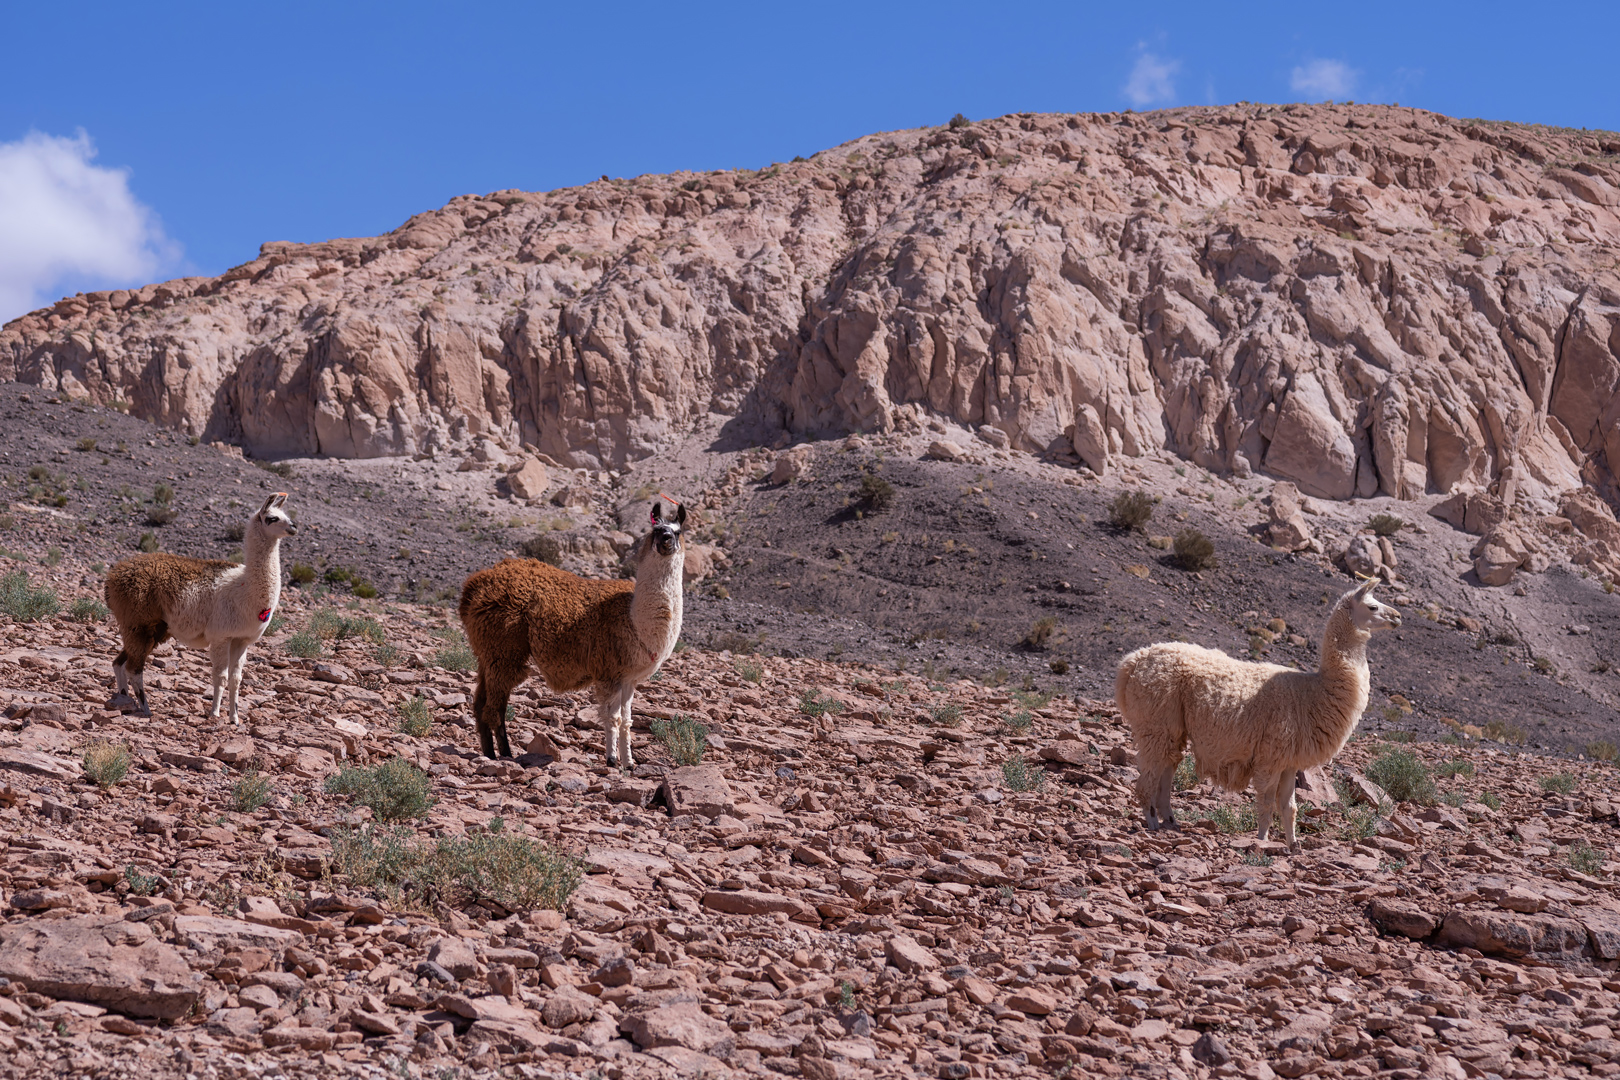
[459, 500, 686, 766]
[1115, 579, 1401, 849]
[104, 493, 297, 723]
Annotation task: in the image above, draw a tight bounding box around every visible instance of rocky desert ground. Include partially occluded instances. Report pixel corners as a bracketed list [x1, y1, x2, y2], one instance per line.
[0, 101, 1618, 1080]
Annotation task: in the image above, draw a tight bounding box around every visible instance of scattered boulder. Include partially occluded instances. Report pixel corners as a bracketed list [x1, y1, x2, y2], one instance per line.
[0, 916, 200, 1019]
[507, 458, 551, 500]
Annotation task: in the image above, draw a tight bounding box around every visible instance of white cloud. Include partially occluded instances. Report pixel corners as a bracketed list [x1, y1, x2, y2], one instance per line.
[0, 131, 175, 323]
[1290, 59, 1359, 101]
[1123, 51, 1180, 108]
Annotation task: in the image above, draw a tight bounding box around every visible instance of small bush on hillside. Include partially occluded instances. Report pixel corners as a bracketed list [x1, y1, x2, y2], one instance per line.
[1173, 528, 1216, 571]
[255, 460, 295, 479]
[69, 597, 109, 622]
[1483, 719, 1526, 745]
[1568, 840, 1606, 877]
[373, 642, 402, 668]
[1003, 709, 1033, 735]
[152, 483, 175, 506]
[288, 562, 317, 585]
[1001, 757, 1045, 793]
[137, 532, 159, 553]
[1366, 746, 1436, 804]
[324, 758, 436, 822]
[1587, 740, 1619, 765]
[735, 658, 763, 683]
[1367, 514, 1405, 537]
[857, 473, 894, 514]
[520, 535, 562, 566]
[1539, 772, 1576, 795]
[230, 770, 273, 813]
[1173, 754, 1199, 790]
[329, 822, 584, 912]
[1107, 490, 1154, 531]
[929, 703, 963, 728]
[1207, 804, 1259, 834]
[948, 112, 970, 129]
[799, 689, 845, 719]
[146, 505, 177, 526]
[434, 631, 475, 672]
[650, 715, 708, 766]
[81, 740, 131, 788]
[0, 570, 59, 622]
[284, 629, 322, 658]
[1022, 616, 1057, 649]
[1049, 659, 1069, 675]
[398, 695, 433, 737]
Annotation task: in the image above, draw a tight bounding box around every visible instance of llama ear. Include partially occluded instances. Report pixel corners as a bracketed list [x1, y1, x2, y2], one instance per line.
[675, 503, 687, 526]
[1354, 576, 1377, 597]
[650, 502, 663, 524]
[256, 494, 279, 516]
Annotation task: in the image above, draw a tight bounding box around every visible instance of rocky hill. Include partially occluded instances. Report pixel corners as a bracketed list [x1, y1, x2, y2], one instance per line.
[3, 105, 1619, 516]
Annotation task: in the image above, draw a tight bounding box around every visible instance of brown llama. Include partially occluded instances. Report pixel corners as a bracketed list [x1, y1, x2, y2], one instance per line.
[459, 499, 686, 765]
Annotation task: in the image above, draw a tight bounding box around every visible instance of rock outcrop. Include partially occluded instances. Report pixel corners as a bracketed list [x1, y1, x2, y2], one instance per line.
[4, 104, 1619, 515]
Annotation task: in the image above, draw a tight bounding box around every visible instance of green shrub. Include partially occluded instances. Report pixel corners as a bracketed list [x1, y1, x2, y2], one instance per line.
[1002, 709, 1033, 735]
[146, 504, 177, 526]
[288, 562, 317, 585]
[329, 822, 584, 912]
[1107, 490, 1154, 531]
[929, 703, 963, 728]
[1022, 616, 1057, 649]
[1539, 772, 1576, 795]
[1340, 805, 1381, 840]
[1001, 757, 1046, 793]
[857, 473, 894, 513]
[255, 460, 295, 479]
[1173, 528, 1216, 571]
[324, 565, 357, 585]
[265, 613, 287, 635]
[0, 570, 59, 622]
[398, 695, 433, 737]
[1173, 754, 1198, 790]
[124, 864, 159, 896]
[1049, 659, 1069, 675]
[1435, 759, 1474, 779]
[948, 112, 970, 129]
[1366, 746, 1436, 804]
[352, 580, 378, 599]
[1207, 804, 1259, 834]
[650, 715, 708, 766]
[230, 770, 272, 812]
[1568, 840, 1606, 877]
[137, 532, 159, 553]
[799, 689, 845, 719]
[735, 658, 763, 683]
[310, 609, 385, 643]
[69, 596, 109, 622]
[284, 629, 322, 658]
[1588, 740, 1619, 765]
[435, 638, 475, 672]
[520, 535, 562, 565]
[81, 740, 131, 788]
[1479, 790, 1502, 811]
[1367, 514, 1405, 537]
[324, 758, 436, 822]
[373, 642, 402, 668]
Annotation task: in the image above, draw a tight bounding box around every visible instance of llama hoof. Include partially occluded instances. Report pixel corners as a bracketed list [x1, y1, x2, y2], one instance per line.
[106, 694, 137, 710]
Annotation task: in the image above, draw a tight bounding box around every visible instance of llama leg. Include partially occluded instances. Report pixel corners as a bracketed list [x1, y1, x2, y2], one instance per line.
[492, 690, 513, 759]
[225, 639, 250, 726]
[108, 649, 136, 709]
[1155, 767, 1179, 831]
[472, 657, 524, 761]
[126, 626, 160, 717]
[1275, 770, 1300, 850]
[206, 640, 230, 718]
[621, 689, 636, 769]
[472, 668, 494, 758]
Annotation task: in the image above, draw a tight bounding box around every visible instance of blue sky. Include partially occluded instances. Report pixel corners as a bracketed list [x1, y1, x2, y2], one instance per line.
[2, 0, 1617, 319]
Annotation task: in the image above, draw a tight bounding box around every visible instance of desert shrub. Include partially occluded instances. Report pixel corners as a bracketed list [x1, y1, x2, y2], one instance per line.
[1340, 805, 1381, 840]
[152, 482, 175, 506]
[81, 740, 131, 788]
[352, 580, 378, 599]
[650, 715, 708, 766]
[310, 609, 385, 643]
[1587, 740, 1619, 765]
[0, 570, 59, 622]
[288, 562, 317, 585]
[223, 522, 246, 542]
[1173, 528, 1216, 571]
[124, 864, 159, 896]
[1479, 790, 1502, 811]
[1539, 772, 1576, 795]
[146, 505, 177, 526]
[799, 689, 845, 719]
[434, 632, 475, 672]
[929, 703, 963, 728]
[1483, 719, 1526, 745]
[857, 473, 894, 513]
[1022, 616, 1057, 649]
[735, 658, 763, 683]
[1049, 659, 1069, 675]
[1207, 804, 1259, 834]
[75, 437, 97, 452]
[1244, 852, 1274, 867]
[230, 770, 273, 812]
[1435, 759, 1474, 779]
[1003, 709, 1033, 735]
[520, 535, 562, 565]
[329, 822, 584, 912]
[254, 460, 295, 479]
[324, 758, 436, 822]
[397, 695, 433, 737]
[1173, 754, 1198, 790]
[373, 642, 402, 668]
[1107, 490, 1154, 531]
[1366, 746, 1436, 804]
[137, 532, 159, 553]
[284, 629, 322, 658]
[1568, 840, 1606, 877]
[1001, 757, 1045, 793]
[1367, 514, 1405, 537]
[324, 565, 358, 585]
[69, 597, 109, 622]
[948, 112, 970, 129]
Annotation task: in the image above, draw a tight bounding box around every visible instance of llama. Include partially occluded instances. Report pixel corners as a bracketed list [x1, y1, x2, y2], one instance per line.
[459, 499, 686, 765]
[1115, 579, 1400, 849]
[104, 493, 297, 723]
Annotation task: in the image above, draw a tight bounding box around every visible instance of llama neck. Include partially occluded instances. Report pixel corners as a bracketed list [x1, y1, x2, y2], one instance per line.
[1317, 603, 1371, 724]
[630, 549, 684, 663]
[244, 527, 284, 614]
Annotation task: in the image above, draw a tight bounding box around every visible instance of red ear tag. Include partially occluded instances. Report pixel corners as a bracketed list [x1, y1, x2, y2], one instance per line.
[259, 609, 272, 623]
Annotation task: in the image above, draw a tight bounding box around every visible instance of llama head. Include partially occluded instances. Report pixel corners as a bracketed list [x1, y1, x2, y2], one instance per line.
[253, 493, 298, 540]
[646, 499, 687, 559]
[1346, 578, 1400, 633]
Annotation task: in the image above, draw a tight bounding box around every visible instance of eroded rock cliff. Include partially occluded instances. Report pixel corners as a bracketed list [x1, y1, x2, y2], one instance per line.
[4, 104, 1618, 511]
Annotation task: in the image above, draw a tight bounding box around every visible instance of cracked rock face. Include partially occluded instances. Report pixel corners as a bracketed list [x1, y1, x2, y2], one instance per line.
[4, 104, 1618, 513]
